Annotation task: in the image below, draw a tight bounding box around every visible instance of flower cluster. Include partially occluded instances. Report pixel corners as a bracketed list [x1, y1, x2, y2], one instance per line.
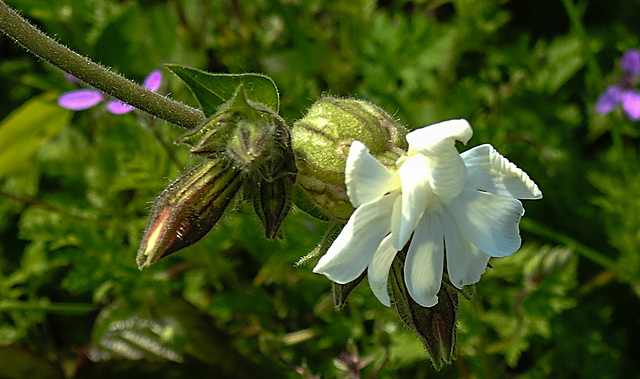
[58, 70, 162, 114]
[313, 119, 542, 307]
[596, 49, 640, 121]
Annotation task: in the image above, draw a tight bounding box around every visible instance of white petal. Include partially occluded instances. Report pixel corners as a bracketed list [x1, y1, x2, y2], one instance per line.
[313, 194, 395, 283]
[390, 195, 402, 246]
[346, 141, 400, 207]
[448, 188, 524, 258]
[367, 234, 397, 306]
[404, 214, 444, 308]
[406, 119, 473, 156]
[441, 210, 491, 289]
[406, 120, 471, 200]
[427, 149, 468, 200]
[393, 154, 430, 249]
[461, 144, 542, 199]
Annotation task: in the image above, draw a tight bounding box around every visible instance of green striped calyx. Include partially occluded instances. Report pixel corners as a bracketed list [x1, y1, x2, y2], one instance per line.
[292, 97, 408, 220]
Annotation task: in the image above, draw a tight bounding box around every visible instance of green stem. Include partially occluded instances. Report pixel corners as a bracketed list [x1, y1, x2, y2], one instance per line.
[0, 300, 94, 314]
[561, 0, 602, 86]
[0, 0, 205, 129]
[0, 187, 95, 221]
[140, 116, 183, 167]
[520, 218, 617, 271]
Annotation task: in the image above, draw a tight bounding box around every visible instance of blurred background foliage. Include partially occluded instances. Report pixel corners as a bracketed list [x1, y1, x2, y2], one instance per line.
[1, 0, 639, 377]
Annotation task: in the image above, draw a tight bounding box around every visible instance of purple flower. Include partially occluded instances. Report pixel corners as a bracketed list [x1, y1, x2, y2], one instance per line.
[58, 70, 162, 114]
[595, 49, 640, 121]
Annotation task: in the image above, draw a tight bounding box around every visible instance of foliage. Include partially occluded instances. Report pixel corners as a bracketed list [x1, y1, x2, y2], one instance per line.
[1, 0, 640, 377]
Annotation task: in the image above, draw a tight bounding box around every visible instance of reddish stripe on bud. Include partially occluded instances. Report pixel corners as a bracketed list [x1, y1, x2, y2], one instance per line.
[137, 161, 243, 269]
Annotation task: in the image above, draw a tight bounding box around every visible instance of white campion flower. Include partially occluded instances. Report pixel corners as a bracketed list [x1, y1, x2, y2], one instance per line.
[313, 119, 542, 307]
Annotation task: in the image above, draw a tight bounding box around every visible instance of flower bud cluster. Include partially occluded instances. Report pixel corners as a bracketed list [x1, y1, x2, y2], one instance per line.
[137, 86, 296, 269]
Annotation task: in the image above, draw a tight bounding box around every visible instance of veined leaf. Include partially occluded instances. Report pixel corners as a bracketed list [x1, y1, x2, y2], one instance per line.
[0, 92, 72, 179]
[166, 65, 279, 116]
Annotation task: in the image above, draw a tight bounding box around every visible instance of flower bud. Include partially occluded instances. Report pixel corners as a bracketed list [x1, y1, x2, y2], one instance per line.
[292, 97, 408, 220]
[176, 85, 288, 163]
[136, 161, 243, 269]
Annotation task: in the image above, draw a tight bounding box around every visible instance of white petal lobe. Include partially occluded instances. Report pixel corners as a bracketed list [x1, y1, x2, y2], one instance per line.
[367, 234, 397, 307]
[427, 147, 468, 200]
[313, 194, 395, 283]
[346, 141, 400, 207]
[406, 119, 473, 156]
[394, 154, 430, 249]
[461, 144, 542, 199]
[404, 214, 444, 308]
[448, 189, 524, 258]
[441, 210, 491, 288]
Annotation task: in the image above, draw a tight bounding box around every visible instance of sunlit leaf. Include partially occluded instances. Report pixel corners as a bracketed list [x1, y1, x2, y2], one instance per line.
[0, 93, 71, 179]
[166, 65, 279, 116]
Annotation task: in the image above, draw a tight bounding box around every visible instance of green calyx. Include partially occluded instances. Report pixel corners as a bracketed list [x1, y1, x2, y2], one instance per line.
[389, 251, 458, 371]
[291, 96, 408, 220]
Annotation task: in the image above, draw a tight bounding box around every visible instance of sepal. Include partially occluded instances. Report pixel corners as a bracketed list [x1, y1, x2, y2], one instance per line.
[389, 250, 458, 371]
[251, 175, 294, 239]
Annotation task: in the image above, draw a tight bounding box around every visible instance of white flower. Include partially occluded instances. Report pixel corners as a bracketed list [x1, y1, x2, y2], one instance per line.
[313, 119, 542, 307]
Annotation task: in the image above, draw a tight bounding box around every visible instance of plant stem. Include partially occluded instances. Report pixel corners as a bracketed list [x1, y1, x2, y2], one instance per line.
[561, 0, 602, 87]
[520, 218, 617, 271]
[0, 187, 95, 221]
[0, 0, 205, 129]
[0, 300, 94, 314]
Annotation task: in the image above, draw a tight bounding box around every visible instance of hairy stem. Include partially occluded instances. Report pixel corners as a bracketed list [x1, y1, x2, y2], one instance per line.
[0, 0, 205, 129]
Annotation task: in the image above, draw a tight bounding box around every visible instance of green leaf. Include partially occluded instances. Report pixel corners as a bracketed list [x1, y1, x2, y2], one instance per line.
[0, 347, 64, 379]
[532, 35, 585, 94]
[166, 65, 280, 116]
[0, 93, 71, 179]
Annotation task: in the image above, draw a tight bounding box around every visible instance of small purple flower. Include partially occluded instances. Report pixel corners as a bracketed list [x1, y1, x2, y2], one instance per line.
[595, 49, 640, 121]
[58, 70, 162, 114]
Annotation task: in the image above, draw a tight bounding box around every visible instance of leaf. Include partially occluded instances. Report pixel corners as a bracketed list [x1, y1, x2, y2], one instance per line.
[532, 35, 585, 94]
[89, 312, 185, 363]
[0, 347, 64, 379]
[166, 65, 280, 116]
[0, 92, 71, 179]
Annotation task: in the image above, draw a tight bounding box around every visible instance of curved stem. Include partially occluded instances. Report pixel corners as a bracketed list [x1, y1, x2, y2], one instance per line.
[0, 1, 205, 129]
[0, 300, 94, 314]
[520, 218, 617, 271]
[561, 0, 602, 87]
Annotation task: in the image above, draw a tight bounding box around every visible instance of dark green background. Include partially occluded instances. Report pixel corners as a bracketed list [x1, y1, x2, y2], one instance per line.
[1, 0, 639, 377]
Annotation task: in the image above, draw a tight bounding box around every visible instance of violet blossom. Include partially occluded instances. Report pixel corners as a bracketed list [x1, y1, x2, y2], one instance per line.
[595, 49, 640, 121]
[58, 70, 162, 114]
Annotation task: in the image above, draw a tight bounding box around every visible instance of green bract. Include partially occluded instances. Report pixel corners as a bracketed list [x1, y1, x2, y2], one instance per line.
[292, 97, 408, 220]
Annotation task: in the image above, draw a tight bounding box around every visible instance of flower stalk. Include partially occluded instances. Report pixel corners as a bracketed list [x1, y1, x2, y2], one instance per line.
[0, 0, 204, 128]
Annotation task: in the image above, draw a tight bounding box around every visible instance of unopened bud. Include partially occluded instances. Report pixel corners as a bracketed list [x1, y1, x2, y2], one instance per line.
[292, 97, 408, 220]
[226, 119, 278, 172]
[176, 85, 287, 163]
[137, 161, 243, 269]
